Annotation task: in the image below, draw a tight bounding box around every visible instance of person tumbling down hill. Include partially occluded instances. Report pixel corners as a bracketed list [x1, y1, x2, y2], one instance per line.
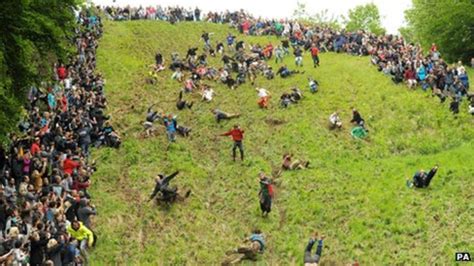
[281, 153, 310, 170]
[256, 88, 271, 109]
[304, 232, 325, 266]
[149, 171, 191, 204]
[308, 77, 319, 93]
[276, 65, 304, 78]
[219, 124, 245, 161]
[221, 229, 265, 265]
[212, 109, 240, 123]
[176, 90, 193, 110]
[143, 104, 162, 137]
[407, 165, 439, 188]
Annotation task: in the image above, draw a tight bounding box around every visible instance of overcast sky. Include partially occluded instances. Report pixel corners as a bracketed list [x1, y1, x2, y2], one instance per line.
[92, 0, 412, 34]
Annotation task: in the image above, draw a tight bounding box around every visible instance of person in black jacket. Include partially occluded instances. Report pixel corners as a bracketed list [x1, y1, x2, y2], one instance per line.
[350, 108, 365, 128]
[408, 165, 439, 188]
[149, 171, 191, 204]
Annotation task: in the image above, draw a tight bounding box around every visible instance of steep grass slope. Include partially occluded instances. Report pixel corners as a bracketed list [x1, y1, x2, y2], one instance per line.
[90, 20, 474, 265]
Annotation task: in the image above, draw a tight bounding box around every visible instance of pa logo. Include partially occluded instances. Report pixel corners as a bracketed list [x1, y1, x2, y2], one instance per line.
[456, 252, 472, 262]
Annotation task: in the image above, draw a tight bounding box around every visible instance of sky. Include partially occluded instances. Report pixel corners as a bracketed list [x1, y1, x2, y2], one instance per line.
[92, 0, 412, 34]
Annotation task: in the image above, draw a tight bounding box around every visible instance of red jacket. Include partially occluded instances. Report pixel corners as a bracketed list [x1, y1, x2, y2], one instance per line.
[31, 142, 41, 156]
[57, 66, 67, 80]
[310, 47, 319, 56]
[222, 129, 244, 141]
[63, 158, 80, 175]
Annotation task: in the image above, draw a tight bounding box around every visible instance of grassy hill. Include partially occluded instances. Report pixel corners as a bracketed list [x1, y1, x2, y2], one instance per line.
[89, 20, 474, 265]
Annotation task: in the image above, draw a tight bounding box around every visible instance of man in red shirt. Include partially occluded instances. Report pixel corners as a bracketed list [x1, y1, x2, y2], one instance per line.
[219, 124, 245, 161]
[57, 64, 67, 80]
[63, 154, 80, 175]
[30, 137, 41, 156]
[310, 43, 320, 68]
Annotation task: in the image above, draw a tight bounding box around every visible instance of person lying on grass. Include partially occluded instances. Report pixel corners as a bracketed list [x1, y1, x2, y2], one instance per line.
[211, 109, 241, 123]
[149, 171, 191, 204]
[304, 232, 325, 266]
[176, 90, 193, 110]
[221, 229, 265, 265]
[276, 65, 304, 78]
[407, 165, 439, 188]
[281, 153, 310, 170]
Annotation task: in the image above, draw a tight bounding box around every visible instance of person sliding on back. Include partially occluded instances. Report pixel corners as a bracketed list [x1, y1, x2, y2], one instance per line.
[219, 125, 244, 161]
[304, 232, 325, 266]
[407, 165, 439, 188]
[176, 90, 193, 110]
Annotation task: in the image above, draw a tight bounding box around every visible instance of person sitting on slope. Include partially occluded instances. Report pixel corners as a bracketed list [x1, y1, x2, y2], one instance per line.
[329, 111, 343, 129]
[350, 108, 365, 128]
[407, 165, 439, 188]
[281, 153, 310, 170]
[221, 229, 265, 265]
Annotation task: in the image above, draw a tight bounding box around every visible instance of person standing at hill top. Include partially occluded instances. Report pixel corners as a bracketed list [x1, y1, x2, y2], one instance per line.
[219, 125, 245, 161]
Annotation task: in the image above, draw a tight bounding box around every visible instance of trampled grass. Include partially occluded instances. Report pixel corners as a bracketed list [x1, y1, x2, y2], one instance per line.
[89, 20, 474, 265]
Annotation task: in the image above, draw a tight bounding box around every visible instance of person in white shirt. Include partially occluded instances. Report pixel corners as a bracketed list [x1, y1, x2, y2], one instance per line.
[256, 88, 270, 108]
[201, 85, 215, 102]
[329, 112, 342, 129]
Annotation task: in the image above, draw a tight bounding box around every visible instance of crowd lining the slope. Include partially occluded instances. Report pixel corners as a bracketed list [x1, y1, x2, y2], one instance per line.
[0, 9, 120, 265]
[0, 4, 471, 265]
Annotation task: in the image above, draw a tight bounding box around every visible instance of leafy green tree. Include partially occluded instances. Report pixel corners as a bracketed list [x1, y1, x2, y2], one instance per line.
[292, 1, 309, 20]
[404, 0, 474, 62]
[0, 0, 80, 140]
[312, 9, 342, 30]
[344, 3, 386, 35]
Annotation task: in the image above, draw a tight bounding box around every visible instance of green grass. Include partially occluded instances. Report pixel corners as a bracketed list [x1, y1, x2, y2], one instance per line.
[89, 20, 474, 265]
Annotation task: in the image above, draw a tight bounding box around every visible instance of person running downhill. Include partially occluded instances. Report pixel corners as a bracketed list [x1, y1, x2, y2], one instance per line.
[219, 125, 245, 161]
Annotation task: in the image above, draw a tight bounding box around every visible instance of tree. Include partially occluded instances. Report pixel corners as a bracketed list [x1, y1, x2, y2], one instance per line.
[0, 0, 80, 141]
[312, 9, 342, 30]
[344, 3, 386, 35]
[404, 0, 474, 63]
[293, 1, 309, 20]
